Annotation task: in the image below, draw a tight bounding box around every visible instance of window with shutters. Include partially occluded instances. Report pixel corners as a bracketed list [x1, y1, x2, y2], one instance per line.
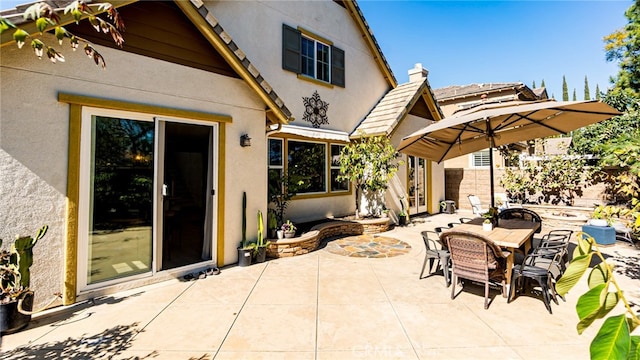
[471, 150, 491, 167]
[282, 24, 345, 87]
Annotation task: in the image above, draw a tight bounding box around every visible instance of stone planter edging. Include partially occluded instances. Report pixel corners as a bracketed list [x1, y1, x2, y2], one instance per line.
[266, 218, 390, 258]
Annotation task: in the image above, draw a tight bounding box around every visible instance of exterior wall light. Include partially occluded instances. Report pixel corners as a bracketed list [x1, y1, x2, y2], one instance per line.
[240, 134, 251, 147]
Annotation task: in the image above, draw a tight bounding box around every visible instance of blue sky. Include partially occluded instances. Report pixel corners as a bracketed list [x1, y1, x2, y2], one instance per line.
[1, 0, 630, 100]
[357, 1, 630, 100]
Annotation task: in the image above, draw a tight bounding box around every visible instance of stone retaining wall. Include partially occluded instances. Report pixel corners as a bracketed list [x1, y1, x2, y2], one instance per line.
[266, 218, 391, 258]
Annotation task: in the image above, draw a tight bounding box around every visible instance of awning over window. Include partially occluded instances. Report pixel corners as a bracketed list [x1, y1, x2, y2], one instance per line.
[277, 125, 350, 142]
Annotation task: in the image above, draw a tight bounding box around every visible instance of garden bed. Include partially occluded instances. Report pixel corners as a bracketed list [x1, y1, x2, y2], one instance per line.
[266, 217, 391, 258]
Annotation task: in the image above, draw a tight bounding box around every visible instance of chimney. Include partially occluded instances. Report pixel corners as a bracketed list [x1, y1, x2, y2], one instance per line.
[408, 63, 429, 83]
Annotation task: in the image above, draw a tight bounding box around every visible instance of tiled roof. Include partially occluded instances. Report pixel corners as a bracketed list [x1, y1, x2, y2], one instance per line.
[353, 79, 434, 137]
[344, 0, 397, 87]
[183, 0, 292, 123]
[434, 82, 526, 101]
[532, 87, 549, 99]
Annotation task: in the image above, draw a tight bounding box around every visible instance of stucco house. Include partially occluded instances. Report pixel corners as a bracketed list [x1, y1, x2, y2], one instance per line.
[0, 0, 443, 308]
[432, 82, 548, 210]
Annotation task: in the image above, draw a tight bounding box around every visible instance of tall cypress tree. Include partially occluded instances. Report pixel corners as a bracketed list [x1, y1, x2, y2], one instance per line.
[562, 75, 569, 101]
[573, 88, 577, 101]
[584, 76, 591, 100]
[595, 84, 601, 100]
[532, 80, 536, 88]
[541, 79, 546, 88]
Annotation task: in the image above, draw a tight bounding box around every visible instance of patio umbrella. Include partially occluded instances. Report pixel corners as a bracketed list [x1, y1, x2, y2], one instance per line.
[397, 99, 621, 207]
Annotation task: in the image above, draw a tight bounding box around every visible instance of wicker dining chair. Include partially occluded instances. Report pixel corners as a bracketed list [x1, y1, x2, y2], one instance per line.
[419, 231, 450, 286]
[440, 230, 509, 309]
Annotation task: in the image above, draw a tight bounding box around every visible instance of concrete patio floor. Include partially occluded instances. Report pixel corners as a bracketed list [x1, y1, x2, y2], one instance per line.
[1, 211, 638, 359]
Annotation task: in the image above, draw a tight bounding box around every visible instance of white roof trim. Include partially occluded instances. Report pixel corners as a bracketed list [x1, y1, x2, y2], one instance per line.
[278, 125, 350, 142]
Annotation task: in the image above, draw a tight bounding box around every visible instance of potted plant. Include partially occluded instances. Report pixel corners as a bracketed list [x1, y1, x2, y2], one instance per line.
[482, 218, 493, 231]
[268, 171, 308, 226]
[237, 192, 254, 267]
[1, 225, 47, 334]
[254, 210, 271, 263]
[281, 220, 296, 238]
[590, 205, 619, 227]
[483, 207, 500, 228]
[397, 197, 408, 225]
[267, 209, 278, 239]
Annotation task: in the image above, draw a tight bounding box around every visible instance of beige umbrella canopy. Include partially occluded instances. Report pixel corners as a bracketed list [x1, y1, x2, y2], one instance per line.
[397, 99, 621, 207]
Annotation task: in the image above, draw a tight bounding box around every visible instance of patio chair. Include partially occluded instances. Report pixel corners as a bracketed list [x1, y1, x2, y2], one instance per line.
[508, 242, 567, 314]
[459, 217, 473, 224]
[613, 223, 638, 248]
[498, 208, 542, 234]
[541, 229, 573, 264]
[494, 192, 523, 211]
[434, 226, 449, 234]
[467, 195, 488, 216]
[420, 231, 450, 286]
[440, 230, 509, 309]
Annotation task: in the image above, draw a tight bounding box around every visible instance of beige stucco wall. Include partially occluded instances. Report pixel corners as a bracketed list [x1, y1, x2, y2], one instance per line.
[390, 113, 445, 215]
[1, 35, 270, 306]
[207, 0, 392, 220]
[209, 1, 390, 135]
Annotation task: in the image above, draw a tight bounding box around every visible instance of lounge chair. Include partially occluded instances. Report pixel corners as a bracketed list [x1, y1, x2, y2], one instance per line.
[467, 195, 488, 216]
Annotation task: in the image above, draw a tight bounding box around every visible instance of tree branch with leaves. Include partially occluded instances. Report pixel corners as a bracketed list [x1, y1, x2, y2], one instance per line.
[556, 233, 640, 359]
[0, 1, 124, 68]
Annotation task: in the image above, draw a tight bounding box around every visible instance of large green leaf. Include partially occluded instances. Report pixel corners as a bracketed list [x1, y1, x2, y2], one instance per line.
[557, 253, 592, 296]
[577, 284, 607, 334]
[628, 336, 640, 360]
[600, 291, 620, 318]
[588, 263, 610, 289]
[574, 234, 593, 257]
[590, 314, 630, 360]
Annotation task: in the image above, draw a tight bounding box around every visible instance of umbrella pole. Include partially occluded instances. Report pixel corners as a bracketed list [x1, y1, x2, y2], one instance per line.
[489, 146, 495, 208]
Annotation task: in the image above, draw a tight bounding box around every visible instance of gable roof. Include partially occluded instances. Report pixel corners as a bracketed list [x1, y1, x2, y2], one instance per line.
[434, 82, 539, 102]
[341, 0, 397, 88]
[352, 75, 443, 138]
[1, 0, 293, 124]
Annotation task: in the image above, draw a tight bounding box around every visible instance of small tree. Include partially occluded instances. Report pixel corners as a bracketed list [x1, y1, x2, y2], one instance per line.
[0, 1, 124, 68]
[500, 153, 536, 203]
[337, 134, 401, 218]
[268, 170, 308, 226]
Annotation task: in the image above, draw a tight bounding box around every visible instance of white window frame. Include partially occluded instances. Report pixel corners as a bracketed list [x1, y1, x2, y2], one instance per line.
[470, 150, 491, 167]
[329, 143, 349, 193]
[301, 35, 331, 83]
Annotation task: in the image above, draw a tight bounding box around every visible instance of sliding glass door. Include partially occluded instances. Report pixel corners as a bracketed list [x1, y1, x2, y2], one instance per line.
[78, 109, 217, 290]
[86, 116, 154, 284]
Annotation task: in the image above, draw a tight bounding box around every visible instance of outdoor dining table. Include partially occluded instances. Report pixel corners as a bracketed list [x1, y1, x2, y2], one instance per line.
[445, 218, 541, 287]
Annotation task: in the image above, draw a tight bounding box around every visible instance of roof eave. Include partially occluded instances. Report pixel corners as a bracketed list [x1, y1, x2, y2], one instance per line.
[176, 0, 292, 125]
[343, 0, 396, 88]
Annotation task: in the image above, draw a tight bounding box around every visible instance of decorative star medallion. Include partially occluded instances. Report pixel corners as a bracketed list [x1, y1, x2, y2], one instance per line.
[302, 91, 329, 128]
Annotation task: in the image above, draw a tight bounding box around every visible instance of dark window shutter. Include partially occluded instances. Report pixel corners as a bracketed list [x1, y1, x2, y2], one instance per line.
[331, 46, 345, 87]
[282, 24, 301, 73]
